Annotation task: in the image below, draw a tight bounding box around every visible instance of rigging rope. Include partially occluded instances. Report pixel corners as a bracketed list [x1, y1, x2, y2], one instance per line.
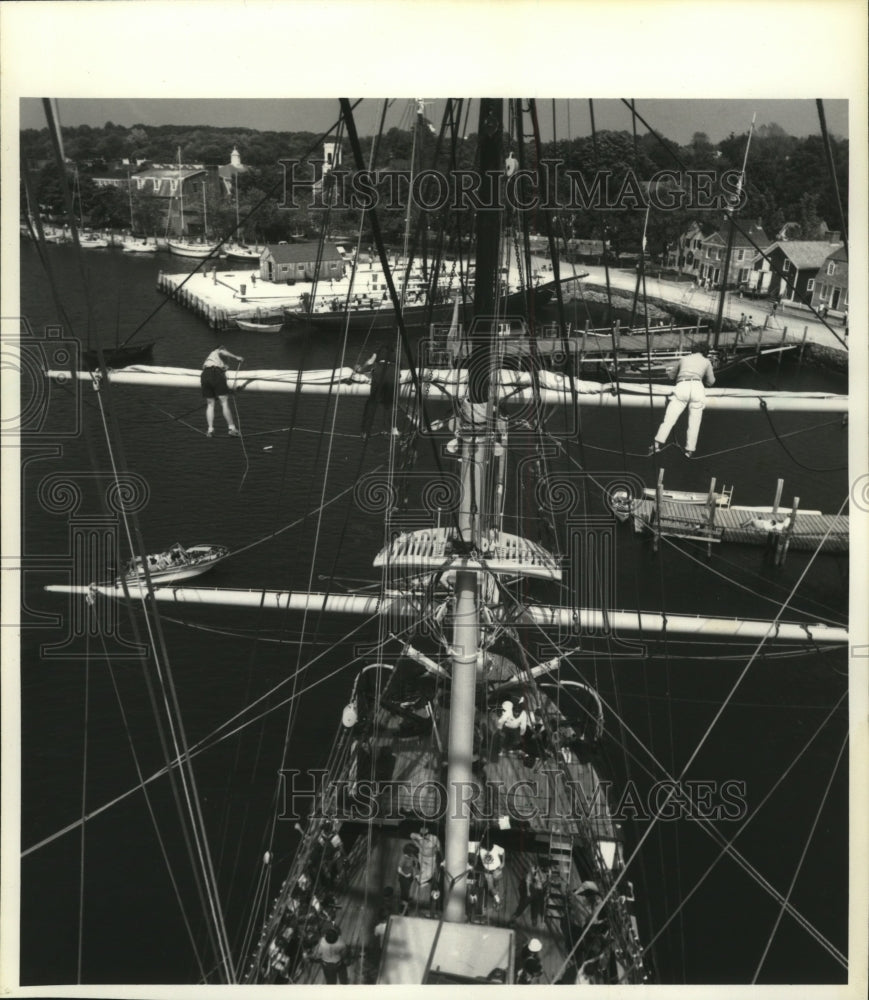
[551, 491, 850, 982]
[91, 383, 237, 981]
[229, 360, 251, 489]
[752, 729, 849, 981]
[76, 631, 90, 984]
[637, 688, 847, 970]
[97, 624, 210, 979]
[619, 98, 848, 353]
[21, 608, 428, 858]
[123, 101, 364, 347]
[542, 640, 849, 974]
[757, 399, 847, 472]
[549, 432, 846, 626]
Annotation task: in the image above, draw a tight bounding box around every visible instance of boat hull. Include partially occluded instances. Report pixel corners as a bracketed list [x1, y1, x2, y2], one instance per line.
[237, 319, 283, 333]
[291, 300, 459, 331]
[122, 240, 158, 254]
[168, 241, 221, 258]
[117, 543, 229, 586]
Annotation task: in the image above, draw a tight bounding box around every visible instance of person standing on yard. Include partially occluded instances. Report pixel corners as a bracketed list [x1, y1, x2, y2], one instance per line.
[201, 346, 243, 437]
[651, 344, 715, 458]
[356, 341, 400, 437]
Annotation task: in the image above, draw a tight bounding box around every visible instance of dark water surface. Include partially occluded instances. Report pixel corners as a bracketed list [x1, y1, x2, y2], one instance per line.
[17, 243, 850, 985]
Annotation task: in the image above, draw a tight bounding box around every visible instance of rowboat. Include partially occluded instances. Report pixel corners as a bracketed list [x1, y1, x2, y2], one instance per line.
[236, 313, 284, 333]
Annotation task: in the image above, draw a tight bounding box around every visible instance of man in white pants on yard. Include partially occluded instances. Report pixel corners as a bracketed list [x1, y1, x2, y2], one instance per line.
[651, 344, 715, 457]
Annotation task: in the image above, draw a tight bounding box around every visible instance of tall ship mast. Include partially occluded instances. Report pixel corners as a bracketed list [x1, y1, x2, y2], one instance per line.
[238, 98, 648, 985]
[27, 95, 853, 988]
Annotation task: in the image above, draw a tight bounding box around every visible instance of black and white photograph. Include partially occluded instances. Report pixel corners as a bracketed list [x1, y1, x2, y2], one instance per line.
[2, 1, 867, 995]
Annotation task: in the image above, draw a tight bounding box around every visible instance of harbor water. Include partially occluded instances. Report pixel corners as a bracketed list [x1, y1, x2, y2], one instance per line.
[17, 242, 850, 985]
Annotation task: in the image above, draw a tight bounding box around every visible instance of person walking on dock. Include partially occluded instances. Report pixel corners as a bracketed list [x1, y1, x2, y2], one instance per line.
[201, 346, 243, 437]
[651, 343, 715, 458]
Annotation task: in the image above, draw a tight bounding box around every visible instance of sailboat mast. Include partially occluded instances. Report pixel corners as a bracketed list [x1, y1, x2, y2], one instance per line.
[443, 97, 503, 924]
[202, 173, 208, 238]
[128, 169, 134, 232]
[178, 147, 184, 237]
[713, 115, 755, 349]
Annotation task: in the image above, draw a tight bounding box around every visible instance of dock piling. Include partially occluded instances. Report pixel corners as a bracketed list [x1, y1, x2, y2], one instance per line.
[653, 468, 664, 554]
[775, 496, 800, 566]
[706, 477, 717, 558]
[771, 478, 783, 519]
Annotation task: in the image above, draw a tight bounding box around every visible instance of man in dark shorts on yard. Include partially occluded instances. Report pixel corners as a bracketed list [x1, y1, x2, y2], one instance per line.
[355, 341, 400, 437]
[201, 346, 244, 437]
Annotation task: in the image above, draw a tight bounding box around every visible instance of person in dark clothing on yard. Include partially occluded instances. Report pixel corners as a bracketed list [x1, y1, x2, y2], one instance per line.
[356, 341, 400, 437]
[201, 346, 243, 437]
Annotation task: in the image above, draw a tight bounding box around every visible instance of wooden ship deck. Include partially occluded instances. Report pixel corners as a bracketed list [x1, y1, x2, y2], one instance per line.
[247, 677, 641, 985]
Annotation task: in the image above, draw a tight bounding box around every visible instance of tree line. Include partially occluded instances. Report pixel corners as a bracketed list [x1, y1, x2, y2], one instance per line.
[21, 117, 848, 255]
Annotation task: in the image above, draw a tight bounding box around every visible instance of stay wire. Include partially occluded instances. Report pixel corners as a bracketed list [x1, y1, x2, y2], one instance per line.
[548, 431, 845, 625]
[551, 495, 851, 982]
[76, 630, 90, 984]
[545, 633, 848, 974]
[95, 625, 210, 980]
[752, 729, 849, 981]
[637, 688, 847, 970]
[91, 385, 236, 981]
[26, 119, 219, 981]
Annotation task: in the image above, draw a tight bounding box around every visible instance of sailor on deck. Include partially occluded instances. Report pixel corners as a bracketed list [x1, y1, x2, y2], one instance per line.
[515, 937, 543, 983]
[311, 926, 349, 985]
[480, 843, 506, 905]
[651, 343, 715, 458]
[410, 825, 441, 899]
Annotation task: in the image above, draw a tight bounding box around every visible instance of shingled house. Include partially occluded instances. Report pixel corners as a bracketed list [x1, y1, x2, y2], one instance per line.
[696, 221, 770, 289]
[810, 244, 848, 316]
[754, 236, 843, 305]
[259, 242, 345, 283]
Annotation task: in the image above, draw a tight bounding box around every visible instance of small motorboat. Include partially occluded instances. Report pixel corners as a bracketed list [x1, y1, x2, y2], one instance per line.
[117, 542, 229, 586]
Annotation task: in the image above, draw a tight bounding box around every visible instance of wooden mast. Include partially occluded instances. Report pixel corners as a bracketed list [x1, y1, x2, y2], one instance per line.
[443, 97, 503, 924]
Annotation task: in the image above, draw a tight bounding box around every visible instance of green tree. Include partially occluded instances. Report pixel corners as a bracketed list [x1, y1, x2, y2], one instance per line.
[86, 185, 129, 228]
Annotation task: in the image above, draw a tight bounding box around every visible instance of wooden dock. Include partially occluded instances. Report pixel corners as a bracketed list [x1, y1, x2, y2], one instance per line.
[629, 499, 848, 554]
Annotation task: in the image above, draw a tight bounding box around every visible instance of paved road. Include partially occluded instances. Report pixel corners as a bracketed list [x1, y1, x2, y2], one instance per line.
[577, 266, 848, 353]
